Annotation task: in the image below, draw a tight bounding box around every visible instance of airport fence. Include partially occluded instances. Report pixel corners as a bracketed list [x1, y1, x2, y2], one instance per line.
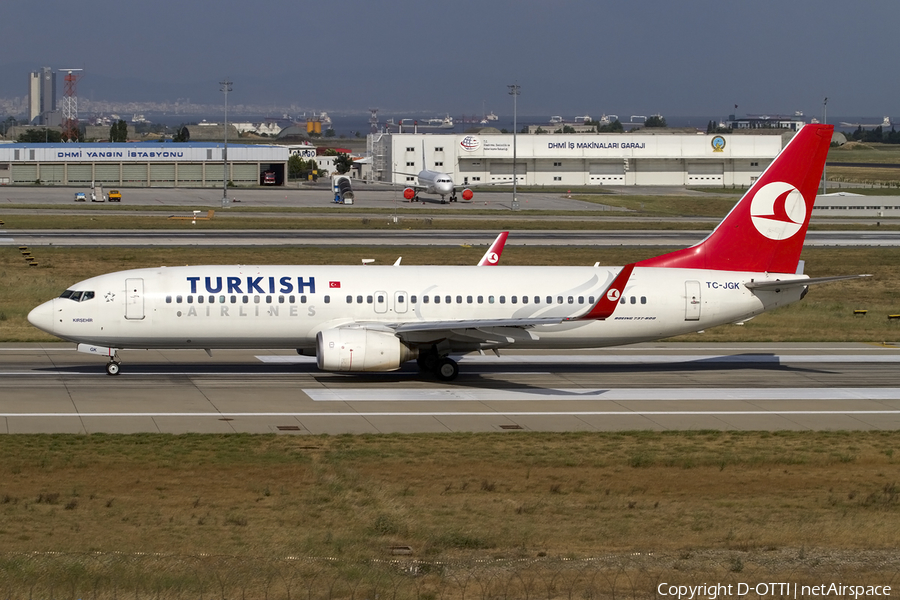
[2, 551, 899, 600]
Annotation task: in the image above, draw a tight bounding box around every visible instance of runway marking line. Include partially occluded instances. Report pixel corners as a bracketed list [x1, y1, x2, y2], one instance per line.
[2, 410, 900, 418]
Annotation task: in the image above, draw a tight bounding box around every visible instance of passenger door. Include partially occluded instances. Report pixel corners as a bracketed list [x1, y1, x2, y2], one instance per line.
[125, 278, 144, 320]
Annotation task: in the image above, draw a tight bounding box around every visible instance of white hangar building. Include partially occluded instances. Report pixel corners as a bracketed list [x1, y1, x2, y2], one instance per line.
[0, 143, 288, 187]
[368, 132, 787, 187]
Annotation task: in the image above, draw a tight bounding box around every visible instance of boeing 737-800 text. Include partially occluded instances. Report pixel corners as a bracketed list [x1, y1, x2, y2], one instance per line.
[29, 125, 860, 380]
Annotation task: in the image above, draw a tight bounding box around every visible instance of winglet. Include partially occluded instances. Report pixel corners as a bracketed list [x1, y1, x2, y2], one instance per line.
[477, 232, 509, 266]
[574, 263, 635, 320]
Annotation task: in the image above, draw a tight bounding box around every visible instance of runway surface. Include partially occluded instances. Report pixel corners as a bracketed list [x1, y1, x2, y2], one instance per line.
[2, 343, 899, 434]
[5, 229, 900, 247]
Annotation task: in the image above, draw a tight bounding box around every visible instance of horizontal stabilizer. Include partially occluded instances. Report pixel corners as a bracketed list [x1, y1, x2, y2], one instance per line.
[744, 274, 871, 291]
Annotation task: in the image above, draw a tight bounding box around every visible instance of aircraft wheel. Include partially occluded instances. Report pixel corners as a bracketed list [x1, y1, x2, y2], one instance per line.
[106, 361, 121, 376]
[435, 357, 459, 381]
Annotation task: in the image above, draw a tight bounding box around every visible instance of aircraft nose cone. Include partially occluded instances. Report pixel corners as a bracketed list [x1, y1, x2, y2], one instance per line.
[27, 300, 55, 334]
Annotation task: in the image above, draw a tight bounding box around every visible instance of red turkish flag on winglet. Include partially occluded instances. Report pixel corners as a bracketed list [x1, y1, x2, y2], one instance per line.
[329, 281, 341, 288]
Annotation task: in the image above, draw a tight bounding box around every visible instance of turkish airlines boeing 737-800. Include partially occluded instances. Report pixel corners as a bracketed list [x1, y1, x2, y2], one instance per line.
[29, 124, 860, 380]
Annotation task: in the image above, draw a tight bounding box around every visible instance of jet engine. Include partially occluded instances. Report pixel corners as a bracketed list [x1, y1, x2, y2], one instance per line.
[316, 328, 417, 372]
[403, 188, 416, 200]
[461, 188, 474, 201]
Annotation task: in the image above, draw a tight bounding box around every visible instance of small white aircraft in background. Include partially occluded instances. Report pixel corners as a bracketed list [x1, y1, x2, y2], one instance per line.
[396, 142, 473, 204]
[29, 125, 866, 380]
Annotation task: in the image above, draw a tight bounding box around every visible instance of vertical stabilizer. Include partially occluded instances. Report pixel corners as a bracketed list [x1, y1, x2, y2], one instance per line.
[636, 124, 833, 273]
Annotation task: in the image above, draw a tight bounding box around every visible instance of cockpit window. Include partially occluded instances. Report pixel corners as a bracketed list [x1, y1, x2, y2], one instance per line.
[58, 290, 94, 302]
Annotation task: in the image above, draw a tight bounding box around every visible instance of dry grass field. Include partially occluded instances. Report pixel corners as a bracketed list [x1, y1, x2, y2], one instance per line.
[0, 432, 899, 598]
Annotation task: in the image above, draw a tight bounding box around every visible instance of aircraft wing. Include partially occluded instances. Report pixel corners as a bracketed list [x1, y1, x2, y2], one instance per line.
[339, 264, 634, 344]
[744, 274, 871, 291]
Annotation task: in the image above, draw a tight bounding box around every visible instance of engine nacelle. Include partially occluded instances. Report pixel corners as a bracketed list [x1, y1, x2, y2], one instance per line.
[461, 188, 473, 201]
[316, 328, 417, 372]
[403, 187, 416, 200]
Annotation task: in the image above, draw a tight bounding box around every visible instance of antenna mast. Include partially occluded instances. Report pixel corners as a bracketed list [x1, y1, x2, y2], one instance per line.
[60, 68, 84, 141]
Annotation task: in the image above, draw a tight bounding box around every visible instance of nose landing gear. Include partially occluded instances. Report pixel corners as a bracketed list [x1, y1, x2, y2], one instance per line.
[106, 352, 121, 376]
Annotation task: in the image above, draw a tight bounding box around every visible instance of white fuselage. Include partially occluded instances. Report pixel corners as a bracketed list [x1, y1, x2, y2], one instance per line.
[417, 169, 455, 197]
[29, 264, 804, 352]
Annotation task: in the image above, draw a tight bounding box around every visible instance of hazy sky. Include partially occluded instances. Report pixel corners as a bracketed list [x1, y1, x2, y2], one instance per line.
[2, 0, 898, 117]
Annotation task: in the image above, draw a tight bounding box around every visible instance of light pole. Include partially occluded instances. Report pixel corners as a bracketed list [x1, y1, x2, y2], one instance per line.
[508, 83, 520, 211]
[823, 96, 828, 195]
[220, 78, 232, 207]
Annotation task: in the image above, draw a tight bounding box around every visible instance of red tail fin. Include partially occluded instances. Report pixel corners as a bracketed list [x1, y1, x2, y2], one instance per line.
[636, 124, 833, 273]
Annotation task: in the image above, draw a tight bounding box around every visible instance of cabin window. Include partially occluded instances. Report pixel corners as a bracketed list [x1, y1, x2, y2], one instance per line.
[278, 295, 285, 304]
[434, 296, 440, 304]
[557, 296, 563, 304]
[377, 295, 385, 303]
[398, 295, 405, 303]
[521, 296, 528, 304]
[589, 296, 595, 304]
[467, 295, 473, 304]
[197, 296, 204, 304]
[266, 295, 272, 304]
[641, 296, 647, 304]
[176, 295, 183, 304]
[620, 298, 625, 305]
[187, 296, 193, 304]
[477, 296, 483, 304]
[567, 296, 573, 304]
[230, 296, 237, 303]
[166, 296, 172, 304]
[534, 296, 540, 304]
[300, 295, 307, 303]
[254, 296, 261, 304]
[289, 295, 296, 303]
[411, 295, 417, 304]
[324, 295, 330, 303]
[209, 296, 215, 304]
[445, 295, 451, 304]
[499, 296, 506, 304]
[456, 295, 462, 304]
[546, 296, 552, 304]
[511, 296, 517, 304]
[578, 296, 584, 304]
[488, 296, 495, 304]
[423, 296, 430, 304]
[242, 295, 249, 304]
[630, 296, 636, 304]
[346, 295, 353, 304]
[357, 295, 364, 304]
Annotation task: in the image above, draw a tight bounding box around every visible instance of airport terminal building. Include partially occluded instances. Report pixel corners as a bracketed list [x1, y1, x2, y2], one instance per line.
[368, 132, 787, 187]
[0, 143, 288, 187]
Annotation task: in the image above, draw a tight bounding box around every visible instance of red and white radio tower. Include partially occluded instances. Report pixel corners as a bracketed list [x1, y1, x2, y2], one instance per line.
[60, 68, 84, 142]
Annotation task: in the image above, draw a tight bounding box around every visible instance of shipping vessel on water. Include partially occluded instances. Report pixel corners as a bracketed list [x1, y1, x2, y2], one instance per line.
[384, 115, 454, 131]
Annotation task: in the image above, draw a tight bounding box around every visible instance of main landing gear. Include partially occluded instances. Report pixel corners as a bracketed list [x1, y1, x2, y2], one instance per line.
[416, 347, 459, 381]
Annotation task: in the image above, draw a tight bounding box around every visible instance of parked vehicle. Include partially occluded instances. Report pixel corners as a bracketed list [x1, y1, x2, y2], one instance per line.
[74, 192, 86, 202]
[108, 190, 122, 202]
